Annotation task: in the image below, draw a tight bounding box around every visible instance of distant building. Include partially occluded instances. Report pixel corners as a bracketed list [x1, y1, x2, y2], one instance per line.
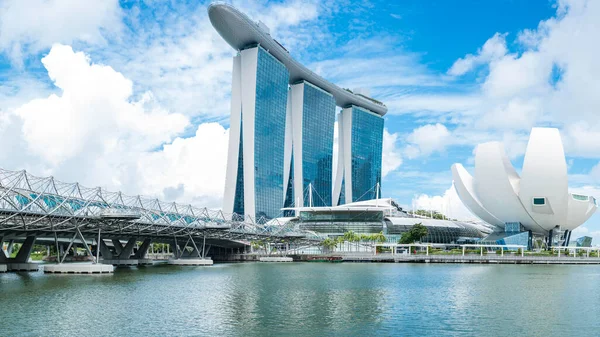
[209, 3, 386, 221]
[279, 198, 490, 244]
[569, 236, 592, 247]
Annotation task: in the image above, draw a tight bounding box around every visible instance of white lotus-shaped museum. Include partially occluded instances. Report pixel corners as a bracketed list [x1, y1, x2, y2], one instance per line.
[451, 127, 597, 235]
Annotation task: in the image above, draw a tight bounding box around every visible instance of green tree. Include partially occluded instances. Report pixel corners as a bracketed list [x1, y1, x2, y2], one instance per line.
[373, 231, 387, 243]
[398, 223, 428, 244]
[320, 238, 337, 252]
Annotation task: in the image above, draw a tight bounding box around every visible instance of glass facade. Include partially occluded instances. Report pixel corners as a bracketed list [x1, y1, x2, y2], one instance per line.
[293, 215, 485, 244]
[350, 106, 384, 202]
[233, 129, 245, 215]
[576, 236, 592, 247]
[386, 220, 485, 244]
[338, 179, 346, 205]
[301, 82, 335, 207]
[498, 231, 531, 250]
[253, 47, 289, 220]
[504, 222, 522, 232]
[283, 154, 295, 217]
[300, 210, 383, 222]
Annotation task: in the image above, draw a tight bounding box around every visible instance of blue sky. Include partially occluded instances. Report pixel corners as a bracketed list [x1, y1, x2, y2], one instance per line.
[1, 0, 600, 240]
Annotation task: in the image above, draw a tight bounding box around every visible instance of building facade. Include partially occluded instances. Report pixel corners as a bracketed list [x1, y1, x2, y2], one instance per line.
[222, 46, 290, 221]
[333, 106, 384, 205]
[284, 81, 336, 208]
[280, 198, 489, 244]
[210, 3, 387, 221]
[452, 127, 598, 246]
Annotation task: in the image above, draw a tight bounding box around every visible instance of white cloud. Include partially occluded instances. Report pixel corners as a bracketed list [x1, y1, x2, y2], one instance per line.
[448, 33, 508, 76]
[135, 123, 229, 207]
[0, 44, 230, 208]
[14, 44, 188, 166]
[405, 123, 451, 158]
[411, 185, 478, 221]
[74, 0, 326, 120]
[382, 129, 402, 178]
[393, 1, 600, 160]
[0, 0, 122, 66]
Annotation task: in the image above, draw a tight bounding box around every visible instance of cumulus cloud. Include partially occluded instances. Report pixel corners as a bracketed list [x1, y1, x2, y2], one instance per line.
[0, 0, 122, 65]
[135, 123, 229, 207]
[1, 44, 229, 208]
[404, 123, 451, 159]
[14, 44, 188, 166]
[411, 185, 478, 221]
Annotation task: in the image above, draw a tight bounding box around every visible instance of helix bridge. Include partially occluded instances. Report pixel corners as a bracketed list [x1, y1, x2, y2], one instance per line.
[0, 168, 323, 249]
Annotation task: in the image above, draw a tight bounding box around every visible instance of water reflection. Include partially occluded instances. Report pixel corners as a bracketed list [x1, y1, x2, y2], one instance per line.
[1, 263, 600, 336]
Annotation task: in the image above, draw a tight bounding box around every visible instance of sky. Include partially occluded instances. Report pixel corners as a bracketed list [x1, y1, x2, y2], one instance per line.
[1, 0, 600, 241]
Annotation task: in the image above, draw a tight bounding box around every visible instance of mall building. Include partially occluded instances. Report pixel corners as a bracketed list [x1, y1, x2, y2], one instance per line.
[278, 198, 491, 244]
[209, 3, 385, 222]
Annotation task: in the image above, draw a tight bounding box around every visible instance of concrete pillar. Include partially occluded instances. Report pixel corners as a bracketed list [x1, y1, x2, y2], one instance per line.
[99, 240, 114, 259]
[134, 239, 152, 259]
[14, 236, 36, 263]
[118, 238, 137, 259]
[0, 236, 6, 263]
[6, 240, 14, 256]
[112, 239, 123, 255]
[0, 236, 5, 260]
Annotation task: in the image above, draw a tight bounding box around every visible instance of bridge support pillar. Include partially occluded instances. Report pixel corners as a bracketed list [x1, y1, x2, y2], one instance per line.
[2, 236, 39, 271]
[168, 234, 213, 266]
[43, 231, 114, 275]
[0, 236, 6, 261]
[133, 239, 153, 265]
[99, 240, 115, 260]
[112, 239, 123, 256]
[102, 238, 153, 266]
[6, 240, 14, 256]
[119, 238, 137, 259]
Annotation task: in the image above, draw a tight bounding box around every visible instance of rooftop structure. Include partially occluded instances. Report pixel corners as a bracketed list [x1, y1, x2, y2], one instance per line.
[208, 2, 387, 115]
[452, 127, 597, 246]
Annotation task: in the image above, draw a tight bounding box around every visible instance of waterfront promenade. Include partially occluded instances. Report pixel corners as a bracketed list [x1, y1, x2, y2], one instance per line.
[217, 251, 600, 265]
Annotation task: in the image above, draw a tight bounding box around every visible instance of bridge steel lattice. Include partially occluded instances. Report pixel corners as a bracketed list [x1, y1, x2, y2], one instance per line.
[0, 169, 323, 250]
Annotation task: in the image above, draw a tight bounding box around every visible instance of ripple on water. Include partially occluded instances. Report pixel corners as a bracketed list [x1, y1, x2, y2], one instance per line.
[1, 263, 600, 336]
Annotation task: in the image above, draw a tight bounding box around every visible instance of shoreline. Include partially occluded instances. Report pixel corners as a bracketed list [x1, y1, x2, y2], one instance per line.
[212, 253, 600, 265]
